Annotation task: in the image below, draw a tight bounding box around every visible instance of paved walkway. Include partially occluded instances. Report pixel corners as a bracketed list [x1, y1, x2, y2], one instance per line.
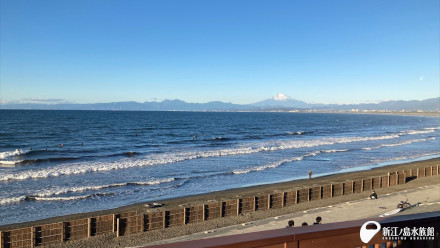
[143, 183, 440, 246]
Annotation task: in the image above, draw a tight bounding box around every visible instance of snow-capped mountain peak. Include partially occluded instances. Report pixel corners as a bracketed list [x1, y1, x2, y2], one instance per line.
[272, 93, 291, 101]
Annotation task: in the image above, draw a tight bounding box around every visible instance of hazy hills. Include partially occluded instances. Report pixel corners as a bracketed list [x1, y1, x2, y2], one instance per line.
[1, 94, 439, 112]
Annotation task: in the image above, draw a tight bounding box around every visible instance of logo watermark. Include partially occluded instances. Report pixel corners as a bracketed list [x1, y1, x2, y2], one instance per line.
[382, 226, 435, 241]
[360, 221, 381, 243]
[361, 221, 436, 243]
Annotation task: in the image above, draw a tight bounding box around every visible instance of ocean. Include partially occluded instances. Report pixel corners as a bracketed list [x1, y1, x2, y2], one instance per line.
[0, 110, 439, 225]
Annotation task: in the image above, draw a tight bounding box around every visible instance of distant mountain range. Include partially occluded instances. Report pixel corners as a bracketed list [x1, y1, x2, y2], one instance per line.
[1, 94, 439, 112]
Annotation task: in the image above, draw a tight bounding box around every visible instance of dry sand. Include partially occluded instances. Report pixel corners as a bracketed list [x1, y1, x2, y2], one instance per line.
[1, 158, 439, 248]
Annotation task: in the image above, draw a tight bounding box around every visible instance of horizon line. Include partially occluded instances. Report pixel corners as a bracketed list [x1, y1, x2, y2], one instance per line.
[1, 96, 439, 106]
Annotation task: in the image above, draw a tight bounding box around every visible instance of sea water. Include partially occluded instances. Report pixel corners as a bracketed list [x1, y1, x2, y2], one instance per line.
[0, 110, 439, 225]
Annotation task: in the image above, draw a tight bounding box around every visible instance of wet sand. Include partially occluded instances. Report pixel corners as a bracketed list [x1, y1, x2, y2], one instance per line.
[1, 158, 439, 248]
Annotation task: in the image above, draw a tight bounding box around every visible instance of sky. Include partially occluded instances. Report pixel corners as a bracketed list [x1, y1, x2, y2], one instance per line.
[0, 0, 439, 105]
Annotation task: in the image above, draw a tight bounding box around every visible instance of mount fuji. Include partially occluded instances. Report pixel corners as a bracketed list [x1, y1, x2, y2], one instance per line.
[252, 93, 310, 108]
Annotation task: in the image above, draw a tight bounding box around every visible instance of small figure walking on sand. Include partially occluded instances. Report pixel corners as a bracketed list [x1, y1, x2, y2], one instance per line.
[308, 170, 312, 179]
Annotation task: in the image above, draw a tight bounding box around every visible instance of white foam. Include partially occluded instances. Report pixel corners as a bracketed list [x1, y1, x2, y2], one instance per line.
[322, 149, 349, 153]
[286, 131, 305, 135]
[0, 133, 415, 182]
[131, 178, 175, 185]
[405, 129, 435, 135]
[0, 160, 23, 167]
[34, 195, 90, 201]
[0, 149, 22, 159]
[362, 138, 434, 151]
[34, 178, 175, 197]
[0, 196, 26, 205]
[424, 126, 440, 130]
[0, 178, 175, 205]
[232, 151, 320, 175]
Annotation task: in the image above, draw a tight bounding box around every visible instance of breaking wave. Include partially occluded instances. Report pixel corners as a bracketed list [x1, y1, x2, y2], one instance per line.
[31, 193, 115, 202]
[362, 138, 435, 151]
[403, 129, 435, 135]
[0, 134, 405, 182]
[0, 196, 27, 205]
[0, 160, 23, 167]
[0, 178, 175, 205]
[321, 149, 349, 153]
[232, 151, 320, 175]
[0, 149, 30, 159]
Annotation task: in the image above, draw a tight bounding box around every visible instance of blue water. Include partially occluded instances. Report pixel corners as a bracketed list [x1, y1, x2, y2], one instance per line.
[0, 110, 439, 225]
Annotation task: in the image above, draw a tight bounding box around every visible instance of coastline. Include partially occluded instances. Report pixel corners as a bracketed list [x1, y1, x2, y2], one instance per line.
[22, 157, 438, 248]
[1, 158, 438, 231]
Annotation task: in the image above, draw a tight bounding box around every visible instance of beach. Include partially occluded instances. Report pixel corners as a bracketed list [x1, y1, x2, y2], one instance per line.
[1, 158, 438, 248]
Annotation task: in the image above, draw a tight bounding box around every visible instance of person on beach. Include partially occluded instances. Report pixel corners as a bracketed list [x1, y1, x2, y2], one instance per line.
[308, 170, 312, 179]
[370, 190, 378, 199]
[313, 216, 322, 225]
[287, 220, 295, 227]
[302, 222, 308, 226]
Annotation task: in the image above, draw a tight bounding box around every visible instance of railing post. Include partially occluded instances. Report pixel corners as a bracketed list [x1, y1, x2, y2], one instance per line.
[387, 173, 390, 187]
[61, 222, 64, 242]
[32, 226, 36, 247]
[0, 231, 3, 248]
[112, 214, 116, 233]
[331, 184, 334, 198]
[116, 218, 120, 237]
[87, 218, 91, 237]
[267, 194, 271, 209]
[282, 192, 286, 207]
[202, 205, 206, 221]
[163, 211, 167, 228]
[236, 199, 240, 215]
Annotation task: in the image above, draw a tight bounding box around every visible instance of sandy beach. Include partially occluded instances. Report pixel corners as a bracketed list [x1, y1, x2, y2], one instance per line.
[0, 158, 438, 248]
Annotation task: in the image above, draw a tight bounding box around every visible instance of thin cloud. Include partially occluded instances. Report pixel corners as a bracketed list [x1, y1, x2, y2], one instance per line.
[21, 98, 66, 104]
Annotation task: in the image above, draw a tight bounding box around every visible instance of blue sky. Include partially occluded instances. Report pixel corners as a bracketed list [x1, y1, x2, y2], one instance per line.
[1, 0, 439, 104]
